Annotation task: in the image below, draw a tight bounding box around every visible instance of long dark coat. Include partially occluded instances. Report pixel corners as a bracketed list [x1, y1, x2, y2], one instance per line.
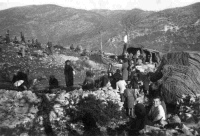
[64, 64, 74, 87]
[122, 61, 129, 81]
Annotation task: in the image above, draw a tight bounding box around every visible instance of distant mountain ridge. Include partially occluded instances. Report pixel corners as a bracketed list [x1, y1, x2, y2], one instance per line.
[0, 3, 200, 53]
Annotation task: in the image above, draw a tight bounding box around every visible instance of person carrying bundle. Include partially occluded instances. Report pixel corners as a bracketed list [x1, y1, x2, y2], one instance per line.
[12, 69, 29, 90]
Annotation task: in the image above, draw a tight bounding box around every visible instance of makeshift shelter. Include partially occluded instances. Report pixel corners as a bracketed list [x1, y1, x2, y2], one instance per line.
[126, 47, 162, 63]
[153, 51, 200, 103]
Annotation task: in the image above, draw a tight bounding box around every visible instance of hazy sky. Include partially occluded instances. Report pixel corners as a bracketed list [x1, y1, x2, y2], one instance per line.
[0, 0, 200, 11]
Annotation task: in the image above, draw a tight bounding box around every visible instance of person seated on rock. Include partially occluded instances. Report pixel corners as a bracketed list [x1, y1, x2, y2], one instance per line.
[82, 71, 95, 91]
[12, 69, 29, 90]
[18, 44, 26, 57]
[148, 96, 166, 125]
[35, 39, 41, 49]
[49, 75, 59, 89]
[13, 36, 19, 44]
[26, 40, 32, 47]
[99, 71, 109, 88]
[111, 69, 122, 89]
[132, 103, 147, 131]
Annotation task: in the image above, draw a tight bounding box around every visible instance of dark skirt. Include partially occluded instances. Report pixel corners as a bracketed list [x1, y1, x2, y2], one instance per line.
[65, 75, 73, 87]
[127, 96, 135, 108]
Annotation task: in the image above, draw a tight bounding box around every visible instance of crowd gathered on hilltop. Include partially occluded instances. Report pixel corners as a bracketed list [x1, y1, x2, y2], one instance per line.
[2, 29, 171, 133]
[1, 29, 57, 58]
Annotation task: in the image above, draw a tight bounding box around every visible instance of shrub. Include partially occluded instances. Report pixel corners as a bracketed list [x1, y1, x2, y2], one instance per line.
[70, 44, 75, 50]
[0, 88, 126, 135]
[74, 95, 122, 126]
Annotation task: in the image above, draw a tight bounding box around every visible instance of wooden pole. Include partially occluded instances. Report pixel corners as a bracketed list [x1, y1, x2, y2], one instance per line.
[100, 32, 102, 53]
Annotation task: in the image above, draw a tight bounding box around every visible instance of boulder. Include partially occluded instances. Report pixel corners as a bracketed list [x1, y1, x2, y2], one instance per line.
[181, 124, 193, 136]
[168, 115, 181, 124]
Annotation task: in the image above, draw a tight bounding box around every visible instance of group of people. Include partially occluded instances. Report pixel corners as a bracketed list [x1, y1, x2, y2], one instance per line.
[2, 30, 56, 58]
[10, 53, 168, 134]
[81, 57, 167, 131]
[11, 60, 74, 91]
[9, 39, 168, 130]
[103, 50, 167, 131]
[4, 30, 41, 47]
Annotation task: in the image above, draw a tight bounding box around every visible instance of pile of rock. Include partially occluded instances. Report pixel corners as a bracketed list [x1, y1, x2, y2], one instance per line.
[0, 90, 40, 128]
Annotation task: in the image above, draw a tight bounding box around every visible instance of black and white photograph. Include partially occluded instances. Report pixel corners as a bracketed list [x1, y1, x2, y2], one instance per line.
[0, 0, 200, 135]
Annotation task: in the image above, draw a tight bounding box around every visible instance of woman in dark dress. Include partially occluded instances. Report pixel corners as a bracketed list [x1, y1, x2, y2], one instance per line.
[130, 71, 139, 90]
[64, 60, 74, 87]
[122, 59, 129, 81]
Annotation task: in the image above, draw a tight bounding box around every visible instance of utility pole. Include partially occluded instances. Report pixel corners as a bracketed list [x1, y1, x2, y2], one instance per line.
[100, 31, 102, 53]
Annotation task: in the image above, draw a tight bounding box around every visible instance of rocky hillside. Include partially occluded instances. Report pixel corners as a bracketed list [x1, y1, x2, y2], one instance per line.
[0, 4, 123, 51]
[127, 2, 200, 52]
[1, 3, 200, 53]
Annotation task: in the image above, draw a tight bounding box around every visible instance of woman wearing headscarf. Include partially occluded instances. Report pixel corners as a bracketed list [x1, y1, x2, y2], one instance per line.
[64, 60, 74, 87]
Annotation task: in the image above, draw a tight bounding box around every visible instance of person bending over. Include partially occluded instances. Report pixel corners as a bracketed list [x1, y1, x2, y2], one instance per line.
[49, 75, 59, 89]
[82, 71, 95, 91]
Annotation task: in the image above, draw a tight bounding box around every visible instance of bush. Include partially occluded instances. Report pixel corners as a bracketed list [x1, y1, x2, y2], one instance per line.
[70, 44, 75, 50]
[74, 95, 122, 127]
[0, 88, 126, 135]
